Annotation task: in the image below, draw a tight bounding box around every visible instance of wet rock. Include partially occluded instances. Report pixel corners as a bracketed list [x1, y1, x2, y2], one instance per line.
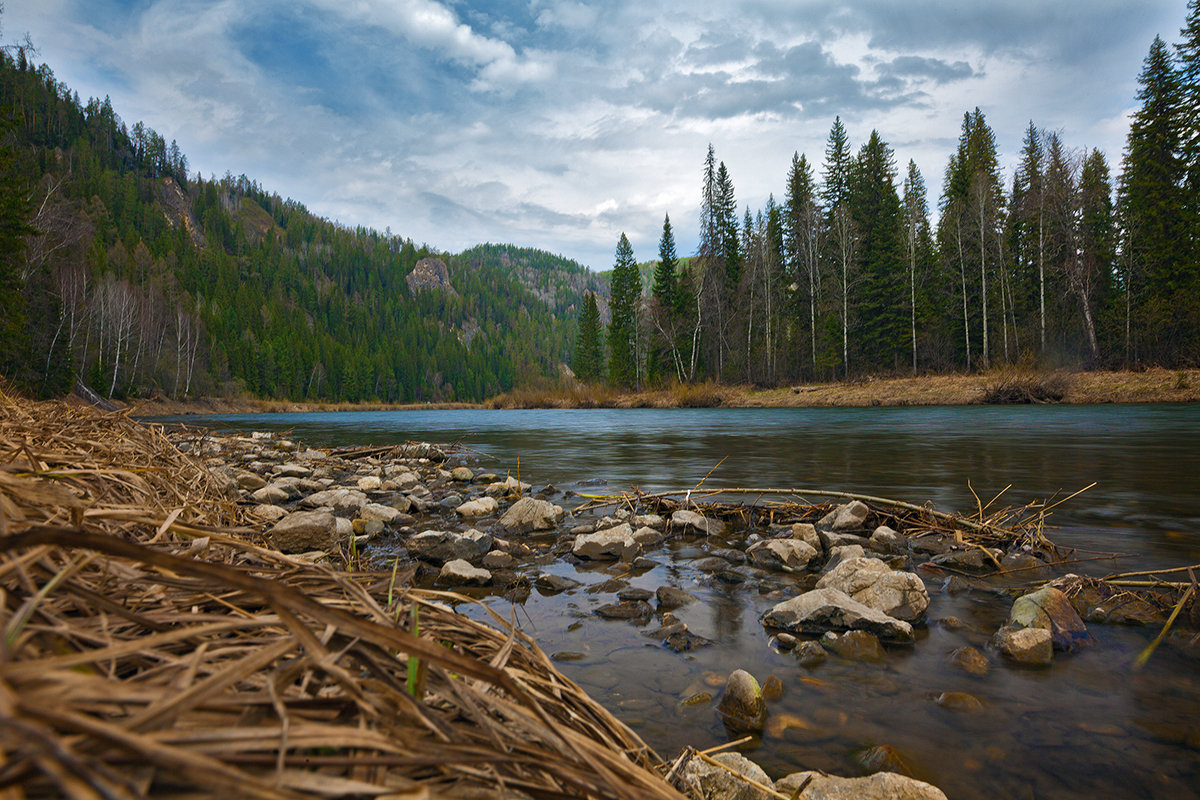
[671, 509, 727, 536]
[928, 547, 1001, 572]
[617, 587, 654, 602]
[485, 476, 531, 497]
[761, 674, 784, 701]
[595, 601, 653, 623]
[747, 538, 818, 572]
[820, 630, 884, 662]
[252, 503, 288, 521]
[359, 503, 400, 523]
[710, 547, 746, 564]
[855, 744, 915, 777]
[716, 670, 766, 733]
[498, 497, 564, 534]
[438, 493, 464, 510]
[910, 535, 954, 556]
[1000, 550, 1046, 573]
[251, 484, 291, 505]
[352, 518, 384, 537]
[1008, 586, 1093, 651]
[822, 531, 872, 550]
[681, 751, 774, 800]
[694, 556, 732, 573]
[406, 529, 494, 565]
[534, 573, 581, 593]
[948, 646, 989, 676]
[633, 513, 665, 530]
[869, 525, 907, 555]
[574, 524, 641, 561]
[762, 588, 914, 642]
[450, 466, 474, 482]
[790, 522, 823, 553]
[776, 771, 948, 800]
[816, 557, 930, 621]
[270, 510, 338, 553]
[1049, 574, 1165, 626]
[438, 559, 491, 586]
[992, 625, 1053, 666]
[823, 544, 866, 572]
[482, 550, 517, 570]
[772, 632, 799, 651]
[456, 496, 499, 518]
[644, 619, 714, 652]
[934, 691, 984, 712]
[632, 526, 664, 547]
[818, 500, 870, 531]
[657, 586, 699, 610]
[713, 568, 748, 584]
[631, 556, 659, 570]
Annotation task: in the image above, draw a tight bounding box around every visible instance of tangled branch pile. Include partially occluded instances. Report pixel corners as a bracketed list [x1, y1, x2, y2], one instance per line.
[0, 394, 686, 800]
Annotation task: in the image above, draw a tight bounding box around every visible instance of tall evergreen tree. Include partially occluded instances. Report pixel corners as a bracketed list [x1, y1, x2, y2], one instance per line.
[1077, 148, 1114, 361]
[1119, 35, 1195, 363]
[649, 213, 685, 383]
[572, 291, 604, 383]
[1177, 1, 1200, 218]
[607, 233, 641, 388]
[652, 213, 678, 309]
[823, 118, 856, 375]
[784, 152, 823, 375]
[902, 159, 934, 373]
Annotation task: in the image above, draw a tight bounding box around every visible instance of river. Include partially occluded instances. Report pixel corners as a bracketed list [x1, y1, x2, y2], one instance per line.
[155, 404, 1200, 798]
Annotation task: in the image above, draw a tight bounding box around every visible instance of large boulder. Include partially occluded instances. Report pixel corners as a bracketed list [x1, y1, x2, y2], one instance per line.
[747, 538, 818, 572]
[775, 771, 948, 800]
[816, 557, 929, 621]
[671, 509, 727, 536]
[573, 524, 641, 561]
[716, 670, 766, 733]
[1008, 586, 1093, 651]
[498, 497, 564, 534]
[763, 587, 914, 641]
[681, 751, 774, 800]
[270, 510, 338, 553]
[406, 529, 494, 565]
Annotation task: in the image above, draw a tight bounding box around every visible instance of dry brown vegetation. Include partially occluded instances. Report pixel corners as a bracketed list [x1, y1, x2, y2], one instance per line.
[0, 393, 688, 799]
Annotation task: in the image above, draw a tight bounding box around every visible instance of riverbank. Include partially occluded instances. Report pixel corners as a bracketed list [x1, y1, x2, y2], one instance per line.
[109, 367, 1200, 414]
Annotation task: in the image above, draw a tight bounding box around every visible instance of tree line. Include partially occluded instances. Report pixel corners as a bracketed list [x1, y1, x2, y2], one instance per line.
[579, 5, 1200, 388]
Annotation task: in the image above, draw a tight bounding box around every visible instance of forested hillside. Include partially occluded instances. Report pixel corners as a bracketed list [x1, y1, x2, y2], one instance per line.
[0, 47, 582, 402]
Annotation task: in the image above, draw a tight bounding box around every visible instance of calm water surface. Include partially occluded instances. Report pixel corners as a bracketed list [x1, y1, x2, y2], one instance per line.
[157, 405, 1200, 798]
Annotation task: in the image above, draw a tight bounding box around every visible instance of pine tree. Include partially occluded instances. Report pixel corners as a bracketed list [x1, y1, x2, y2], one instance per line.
[1177, 1, 1200, 213]
[1119, 35, 1195, 363]
[572, 291, 604, 383]
[0, 117, 32, 375]
[607, 233, 641, 388]
[823, 118, 856, 375]
[784, 152, 823, 376]
[652, 213, 677, 309]
[902, 159, 933, 373]
[1077, 148, 1114, 361]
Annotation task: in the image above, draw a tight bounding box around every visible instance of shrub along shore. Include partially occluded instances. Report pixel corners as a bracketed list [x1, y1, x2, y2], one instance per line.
[107, 367, 1200, 415]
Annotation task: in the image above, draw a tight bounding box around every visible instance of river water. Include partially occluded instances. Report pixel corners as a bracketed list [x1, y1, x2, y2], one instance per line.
[156, 405, 1200, 798]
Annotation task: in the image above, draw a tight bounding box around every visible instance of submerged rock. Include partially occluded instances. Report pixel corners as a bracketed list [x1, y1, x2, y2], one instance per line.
[534, 573, 581, 593]
[948, 646, 990, 676]
[763, 587, 914, 641]
[657, 585, 699, 610]
[594, 601, 653, 623]
[1008, 586, 1093, 651]
[820, 630, 884, 662]
[716, 669, 766, 733]
[794, 640, 828, 667]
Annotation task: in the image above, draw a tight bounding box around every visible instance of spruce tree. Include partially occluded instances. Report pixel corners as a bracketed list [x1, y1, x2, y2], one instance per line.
[902, 159, 933, 373]
[652, 213, 678, 310]
[1119, 35, 1194, 363]
[607, 233, 641, 388]
[784, 152, 822, 375]
[572, 291, 604, 383]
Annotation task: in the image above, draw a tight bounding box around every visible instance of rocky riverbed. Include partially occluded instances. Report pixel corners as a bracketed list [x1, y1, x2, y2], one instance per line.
[176, 426, 1200, 800]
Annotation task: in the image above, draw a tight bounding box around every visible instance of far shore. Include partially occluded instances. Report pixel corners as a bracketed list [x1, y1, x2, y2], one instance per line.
[110, 367, 1200, 415]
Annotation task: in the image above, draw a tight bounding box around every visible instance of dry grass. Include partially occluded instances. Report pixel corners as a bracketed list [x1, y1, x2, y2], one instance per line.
[0, 391, 688, 800]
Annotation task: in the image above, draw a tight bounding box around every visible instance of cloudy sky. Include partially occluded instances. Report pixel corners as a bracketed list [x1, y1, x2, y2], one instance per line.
[4, 0, 1189, 268]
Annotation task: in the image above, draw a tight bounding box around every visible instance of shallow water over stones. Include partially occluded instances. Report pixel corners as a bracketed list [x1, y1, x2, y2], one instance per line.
[153, 406, 1200, 800]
